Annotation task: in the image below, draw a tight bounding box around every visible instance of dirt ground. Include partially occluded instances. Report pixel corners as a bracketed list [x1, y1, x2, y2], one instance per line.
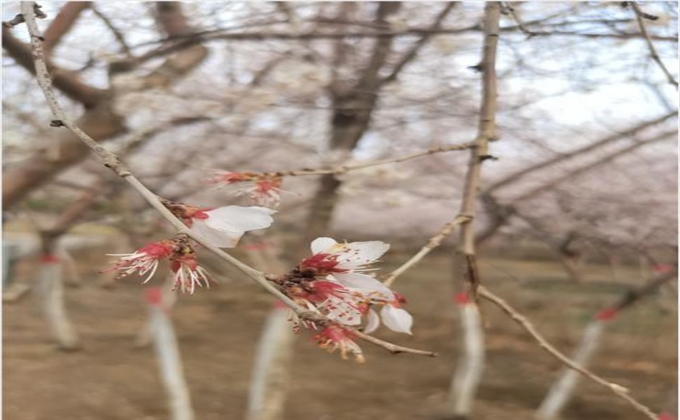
[3, 246, 677, 420]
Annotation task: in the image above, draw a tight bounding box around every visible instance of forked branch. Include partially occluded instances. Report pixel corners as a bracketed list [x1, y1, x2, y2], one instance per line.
[19, 2, 432, 359]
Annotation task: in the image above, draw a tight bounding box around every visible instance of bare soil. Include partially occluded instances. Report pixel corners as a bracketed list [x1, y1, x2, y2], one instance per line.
[3, 247, 677, 420]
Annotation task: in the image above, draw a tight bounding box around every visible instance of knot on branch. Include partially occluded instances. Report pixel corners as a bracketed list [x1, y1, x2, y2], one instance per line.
[50, 119, 65, 127]
[3, 14, 25, 28]
[479, 154, 498, 162]
[102, 155, 131, 177]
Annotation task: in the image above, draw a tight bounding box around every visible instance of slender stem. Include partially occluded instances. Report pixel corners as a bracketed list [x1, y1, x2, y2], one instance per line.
[19, 2, 432, 358]
[478, 286, 658, 420]
[258, 141, 477, 178]
[383, 215, 471, 287]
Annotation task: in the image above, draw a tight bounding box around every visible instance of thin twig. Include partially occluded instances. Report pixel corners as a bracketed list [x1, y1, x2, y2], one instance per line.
[478, 285, 658, 420]
[20, 2, 432, 359]
[90, 5, 132, 56]
[630, 2, 678, 87]
[353, 329, 437, 357]
[383, 215, 471, 287]
[261, 141, 476, 178]
[501, 2, 536, 38]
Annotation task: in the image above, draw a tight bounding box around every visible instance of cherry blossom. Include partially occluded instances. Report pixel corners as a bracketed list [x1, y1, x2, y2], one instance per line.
[102, 240, 175, 283]
[364, 293, 413, 335]
[205, 171, 285, 207]
[302, 237, 395, 300]
[103, 236, 212, 294]
[162, 199, 276, 248]
[275, 237, 415, 358]
[314, 325, 365, 363]
[170, 251, 211, 294]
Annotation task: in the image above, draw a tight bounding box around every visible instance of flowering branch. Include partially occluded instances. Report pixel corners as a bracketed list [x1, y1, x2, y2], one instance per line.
[19, 2, 432, 359]
[629, 2, 678, 88]
[478, 285, 658, 420]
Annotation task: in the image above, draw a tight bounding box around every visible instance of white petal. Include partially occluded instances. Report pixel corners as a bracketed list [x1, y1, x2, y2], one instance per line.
[381, 305, 413, 335]
[204, 206, 275, 232]
[322, 296, 362, 325]
[334, 241, 390, 267]
[311, 237, 338, 254]
[333, 273, 394, 300]
[190, 219, 242, 248]
[364, 309, 381, 334]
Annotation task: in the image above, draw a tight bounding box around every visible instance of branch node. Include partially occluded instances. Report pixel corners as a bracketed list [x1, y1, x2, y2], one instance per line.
[3, 14, 25, 28]
[49, 119, 65, 127]
[479, 154, 498, 162]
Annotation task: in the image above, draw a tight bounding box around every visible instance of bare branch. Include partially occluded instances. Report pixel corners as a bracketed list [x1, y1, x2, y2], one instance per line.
[630, 2, 678, 87]
[485, 112, 677, 193]
[2, 26, 104, 107]
[500, 2, 536, 38]
[90, 5, 132, 56]
[456, 2, 501, 301]
[383, 215, 471, 287]
[512, 130, 675, 202]
[42, 2, 90, 54]
[478, 286, 658, 420]
[353, 330, 437, 357]
[258, 141, 477, 178]
[381, 2, 457, 85]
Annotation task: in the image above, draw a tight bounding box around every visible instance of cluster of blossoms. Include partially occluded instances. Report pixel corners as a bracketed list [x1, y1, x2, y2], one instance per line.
[275, 237, 413, 362]
[103, 201, 275, 292]
[205, 171, 285, 208]
[103, 197, 415, 362]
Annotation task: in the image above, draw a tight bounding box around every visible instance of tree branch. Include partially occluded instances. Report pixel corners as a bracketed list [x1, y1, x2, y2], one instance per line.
[485, 112, 676, 193]
[42, 2, 90, 54]
[478, 286, 658, 420]
[383, 215, 472, 287]
[2, 26, 104, 107]
[456, 2, 501, 301]
[630, 2, 678, 87]
[381, 2, 456, 85]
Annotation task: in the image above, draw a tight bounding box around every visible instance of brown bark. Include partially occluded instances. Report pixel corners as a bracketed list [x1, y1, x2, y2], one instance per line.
[3, 102, 126, 207]
[43, 2, 91, 53]
[2, 2, 209, 210]
[302, 3, 401, 246]
[2, 26, 104, 107]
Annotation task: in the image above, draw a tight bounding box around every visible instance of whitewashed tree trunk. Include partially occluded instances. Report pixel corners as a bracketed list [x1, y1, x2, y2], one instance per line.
[58, 248, 82, 287]
[136, 277, 177, 347]
[535, 320, 605, 420]
[38, 256, 81, 350]
[536, 269, 676, 419]
[246, 303, 296, 420]
[147, 288, 194, 420]
[449, 295, 485, 419]
[245, 237, 295, 420]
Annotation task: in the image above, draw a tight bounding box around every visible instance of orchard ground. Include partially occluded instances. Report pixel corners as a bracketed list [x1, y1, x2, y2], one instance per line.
[3, 240, 677, 420]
